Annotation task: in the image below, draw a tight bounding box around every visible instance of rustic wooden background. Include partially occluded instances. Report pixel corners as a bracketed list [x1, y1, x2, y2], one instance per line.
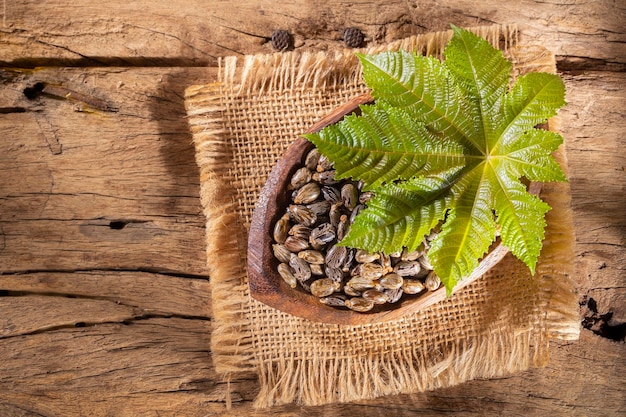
[1, 1, 624, 416]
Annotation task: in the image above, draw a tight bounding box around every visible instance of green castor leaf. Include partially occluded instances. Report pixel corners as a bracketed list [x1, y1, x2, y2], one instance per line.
[303, 25, 567, 294]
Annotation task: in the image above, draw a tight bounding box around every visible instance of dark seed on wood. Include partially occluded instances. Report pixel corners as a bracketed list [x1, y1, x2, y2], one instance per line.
[271, 29, 294, 51]
[343, 27, 365, 48]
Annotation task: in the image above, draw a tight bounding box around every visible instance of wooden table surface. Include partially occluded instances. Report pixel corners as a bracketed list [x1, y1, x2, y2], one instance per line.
[1, 1, 624, 416]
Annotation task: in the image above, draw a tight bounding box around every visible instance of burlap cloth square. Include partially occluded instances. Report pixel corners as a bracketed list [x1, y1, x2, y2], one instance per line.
[184, 25, 579, 408]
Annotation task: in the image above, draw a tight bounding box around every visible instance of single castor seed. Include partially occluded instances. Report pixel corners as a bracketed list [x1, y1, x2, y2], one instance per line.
[325, 245, 347, 269]
[273, 216, 291, 243]
[343, 27, 365, 48]
[289, 254, 311, 282]
[345, 297, 374, 312]
[290, 167, 312, 189]
[355, 249, 380, 263]
[310, 263, 324, 276]
[305, 148, 321, 170]
[271, 29, 294, 51]
[310, 278, 338, 297]
[284, 235, 309, 252]
[384, 288, 403, 303]
[306, 200, 331, 216]
[317, 154, 333, 172]
[293, 182, 320, 204]
[325, 265, 344, 283]
[362, 289, 388, 305]
[380, 273, 403, 290]
[394, 261, 421, 277]
[287, 204, 317, 226]
[402, 279, 425, 295]
[289, 224, 312, 240]
[272, 244, 293, 264]
[425, 271, 442, 291]
[309, 223, 336, 246]
[341, 183, 358, 211]
[322, 185, 342, 203]
[319, 294, 347, 307]
[278, 263, 298, 288]
[298, 249, 325, 264]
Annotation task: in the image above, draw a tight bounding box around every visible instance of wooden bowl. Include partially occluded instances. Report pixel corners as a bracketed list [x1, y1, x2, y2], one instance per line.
[247, 93, 541, 325]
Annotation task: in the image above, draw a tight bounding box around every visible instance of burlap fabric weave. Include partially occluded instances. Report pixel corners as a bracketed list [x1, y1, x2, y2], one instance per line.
[184, 25, 579, 408]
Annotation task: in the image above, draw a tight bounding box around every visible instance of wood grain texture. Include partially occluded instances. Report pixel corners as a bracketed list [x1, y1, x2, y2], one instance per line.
[1, 0, 624, 69]
[0, 0, 414, 67]
[405, 0, 626, 71]
[0, 67, 214, 275]
[0, 0, 625, 416]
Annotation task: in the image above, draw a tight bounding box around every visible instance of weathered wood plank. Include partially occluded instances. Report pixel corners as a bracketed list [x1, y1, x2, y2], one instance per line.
[0, 67, 215, 274]
[0, 271, 212, 317]
[558, 71, 626, 330]
[0, 295, 142, 337]
[405, 0, 626, 70]
[0, 26, 624, 417]
[0, 318, 256, 416]
[1, 0, 624, 69]
[1, 322, 621, 416]
[0, 0, 413, 66]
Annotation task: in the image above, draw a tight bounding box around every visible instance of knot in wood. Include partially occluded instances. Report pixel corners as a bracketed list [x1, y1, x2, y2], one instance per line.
[271, 30, 294, 51]
[343, 27, 365, 48]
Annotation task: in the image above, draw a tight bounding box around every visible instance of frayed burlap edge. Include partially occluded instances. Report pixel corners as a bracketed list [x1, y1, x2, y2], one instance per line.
[184, 24, 579, 408]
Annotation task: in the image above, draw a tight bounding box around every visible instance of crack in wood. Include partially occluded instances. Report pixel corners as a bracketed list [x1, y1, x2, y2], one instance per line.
[33, 113, 62, 155]
[1, 267, 210, 280]
[0, 311, 211, 341]
[0, 106, 27, 114]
